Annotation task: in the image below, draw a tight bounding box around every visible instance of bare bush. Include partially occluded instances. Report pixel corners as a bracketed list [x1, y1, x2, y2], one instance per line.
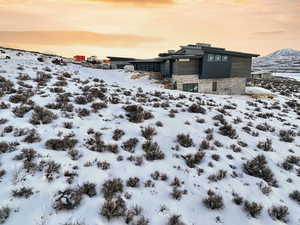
[177, 134, 193, 148]
[257, 139, 273, 151]
[279, 129, 296, 143]
[102, 178, 124, 199]
[141, 126, 157, 140]
[243, 155, 277, 186]
[85, 132, 118, 153]
[203, 190, 224, 210]
[123, 105, 153, 123]
[100, 197, 127, 220]
[219, 124, 238, 139]
[126, 177, 140, 188]
[80, 182, 97, 197]
[208, 170, 227, 182]
[30, 106, 56, 125]
[12, 187, 33, 199]
[244, 201, 263, 218]
[112, 129, 125, 141]
[168, 215, 186, 225]
[12, 105, 32, 117]
[45, 136, 78, 151]
[53, 188, 82, 211]
[289, 190, 300, 205]
[268, 205, 289, 222]
[188, 104, 206, 114]
[122, 138, 139, 153]
[182, 152, 205, 168]
[23, 129, 41, 143]
[142, 141, 165, 161]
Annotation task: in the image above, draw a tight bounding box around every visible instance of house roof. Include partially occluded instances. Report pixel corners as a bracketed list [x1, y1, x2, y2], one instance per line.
[107, 56, 136, 61]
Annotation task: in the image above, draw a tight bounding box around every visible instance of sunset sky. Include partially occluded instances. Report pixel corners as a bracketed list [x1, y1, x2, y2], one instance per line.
[0, 0, 299, 58]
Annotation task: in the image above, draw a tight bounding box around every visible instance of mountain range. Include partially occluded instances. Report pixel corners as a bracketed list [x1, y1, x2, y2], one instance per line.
[252, 48, 300, 73]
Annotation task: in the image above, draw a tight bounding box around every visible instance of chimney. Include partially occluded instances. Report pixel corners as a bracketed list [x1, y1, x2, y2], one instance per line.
[196, 43, 211, 48]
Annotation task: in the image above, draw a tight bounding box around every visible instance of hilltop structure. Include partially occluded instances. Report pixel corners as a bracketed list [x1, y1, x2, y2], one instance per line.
[128, 43, 259, 95]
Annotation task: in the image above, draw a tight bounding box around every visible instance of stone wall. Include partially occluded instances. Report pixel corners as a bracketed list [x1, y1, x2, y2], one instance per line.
[173, 75, 246, 95]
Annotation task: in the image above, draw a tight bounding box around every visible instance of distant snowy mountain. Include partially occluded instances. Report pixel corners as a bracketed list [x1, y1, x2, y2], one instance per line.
[253, 48, 300, 73]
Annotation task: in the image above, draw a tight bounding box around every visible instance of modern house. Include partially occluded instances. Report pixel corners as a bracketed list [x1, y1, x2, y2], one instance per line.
[107, 56, 136, 69]
[129, 43, 259, 95]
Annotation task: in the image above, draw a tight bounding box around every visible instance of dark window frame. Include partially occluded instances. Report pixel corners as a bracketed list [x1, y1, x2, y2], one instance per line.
[215, 55, 222, 62]
[208, 54, 215, 62]
[212, 81, 218, 92]
[222, 55, 228, 62]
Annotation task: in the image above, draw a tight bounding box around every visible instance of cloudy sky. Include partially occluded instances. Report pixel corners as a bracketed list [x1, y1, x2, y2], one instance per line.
[0, 0, 299, 58]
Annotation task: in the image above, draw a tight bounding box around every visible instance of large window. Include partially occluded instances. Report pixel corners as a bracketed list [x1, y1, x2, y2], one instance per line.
[222, 55, 228, 62]
[183, 83, 198, 92]
[208, 54, 215, 62]
[208, 54, 229, 62]
[215, 55, 221, 62]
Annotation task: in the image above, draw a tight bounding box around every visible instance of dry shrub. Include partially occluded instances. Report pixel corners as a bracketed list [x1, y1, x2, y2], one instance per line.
[45, 136, 78, 151]
[243, 155, 277, 187]
[126, 177, 140, 188]
[53, 188, 82, 211]
[12, 105, 32, 117]
[203, 190, 224, 210]
[141, 126, 157, 140]
[112, 129, 125, 141]
[12, 187, 33, 199]
[219, 124, 238, 139]
[279, 129, 296, 143]
[208, 170, 227, 182]
[86, 132, 118, 153]
[182, 152, 205, 168]
[100, 197, 127, 220]
[289, 190, 300, 205]
[122, 138, 139, 153]
[168, 215, 186, 225]
[142, 141, 165, 161]
[268, 205, 289, 222]
[80, 182, 97, 197]
[244, 201, 263, 218]
[23, 129, 41, 143]
[188, 104, 206, 114]
[177, 134, 193, 148]
[30, 106, 56, 125]
[102, 178, 124, 199]
[123, 105, 153, 123]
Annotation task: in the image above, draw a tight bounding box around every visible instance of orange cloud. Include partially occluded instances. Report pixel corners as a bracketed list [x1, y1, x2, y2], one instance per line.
[85, 0, 174, 6]
[0, 31, 161, 47]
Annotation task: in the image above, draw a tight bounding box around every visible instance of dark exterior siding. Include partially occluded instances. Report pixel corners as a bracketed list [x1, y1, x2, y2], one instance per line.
[200, 54, 231, 79]
[173, 59, 199, 75]
[132, 62, 161, 72]
[231, 57, 252, 77]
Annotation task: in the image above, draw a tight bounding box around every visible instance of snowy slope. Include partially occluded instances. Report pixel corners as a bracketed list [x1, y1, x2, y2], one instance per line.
[0, 48, 300, 225]
[253, 48, 300, 73]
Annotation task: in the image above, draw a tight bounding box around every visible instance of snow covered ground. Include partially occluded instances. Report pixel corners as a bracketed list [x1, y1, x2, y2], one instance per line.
[0, 48, 300, 225]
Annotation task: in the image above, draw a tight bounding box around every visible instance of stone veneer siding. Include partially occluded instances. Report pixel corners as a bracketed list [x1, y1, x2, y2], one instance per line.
[173, 75, 246, 95]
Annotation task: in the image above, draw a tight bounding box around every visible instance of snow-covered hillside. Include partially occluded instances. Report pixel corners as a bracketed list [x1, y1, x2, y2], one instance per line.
[0, 48, 300, 225]
[253, 48, 300, 73]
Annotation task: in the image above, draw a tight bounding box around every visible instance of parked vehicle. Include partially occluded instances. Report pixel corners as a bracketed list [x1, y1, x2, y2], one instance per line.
[87, 56, 100, 64]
